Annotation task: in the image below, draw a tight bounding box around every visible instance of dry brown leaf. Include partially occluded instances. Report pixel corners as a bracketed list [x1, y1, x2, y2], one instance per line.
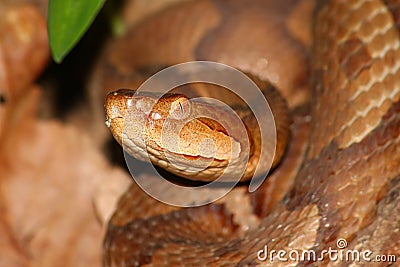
[0, 85, 131, 267]
[0, 2, 132, 266]
[0, 2, 49, 101]
[122, 0, 191, 29]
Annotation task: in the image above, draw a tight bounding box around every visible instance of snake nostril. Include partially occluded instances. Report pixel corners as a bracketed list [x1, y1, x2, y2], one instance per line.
[0, 94, 6, 104]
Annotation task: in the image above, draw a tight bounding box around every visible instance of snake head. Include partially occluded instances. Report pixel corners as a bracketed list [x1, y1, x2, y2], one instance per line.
[105, 88, 249, 182]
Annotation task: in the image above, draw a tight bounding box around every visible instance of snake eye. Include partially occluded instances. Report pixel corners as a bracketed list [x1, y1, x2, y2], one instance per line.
[170, 96, 191, 120]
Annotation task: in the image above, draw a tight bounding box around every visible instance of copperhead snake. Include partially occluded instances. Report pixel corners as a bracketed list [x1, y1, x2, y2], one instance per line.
[100, 0, 400, 266]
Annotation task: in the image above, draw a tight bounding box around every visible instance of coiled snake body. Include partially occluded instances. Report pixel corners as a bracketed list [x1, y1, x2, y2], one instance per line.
[102, 0, 400, 266]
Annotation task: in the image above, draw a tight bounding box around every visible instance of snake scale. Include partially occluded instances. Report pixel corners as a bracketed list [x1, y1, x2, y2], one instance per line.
[100, 0, 400, 266]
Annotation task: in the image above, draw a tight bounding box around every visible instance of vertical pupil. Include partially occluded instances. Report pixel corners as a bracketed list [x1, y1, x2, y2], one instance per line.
[179, 102, 183, 114]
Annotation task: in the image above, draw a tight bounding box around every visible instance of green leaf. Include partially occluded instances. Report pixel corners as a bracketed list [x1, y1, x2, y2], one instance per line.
[48, 0, 106, 63]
